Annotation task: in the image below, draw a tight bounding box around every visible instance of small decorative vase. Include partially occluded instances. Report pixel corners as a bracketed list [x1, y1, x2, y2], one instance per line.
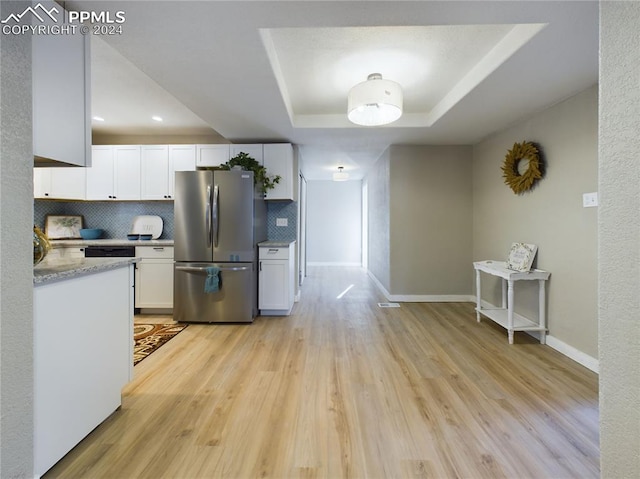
[33, 225, 51, 266]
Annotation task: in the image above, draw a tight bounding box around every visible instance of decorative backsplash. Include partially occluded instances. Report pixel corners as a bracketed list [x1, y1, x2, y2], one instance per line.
[34, 201, 175, 239]
[35, 200, 298, 242]
[267, 201, 298, 242]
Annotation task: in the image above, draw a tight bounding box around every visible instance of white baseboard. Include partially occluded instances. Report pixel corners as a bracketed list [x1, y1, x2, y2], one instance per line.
[371, 275, 599, 373]
[545, 335, 599, 373]
[308, 262, 362, 267]
[367, 271, 473, 302]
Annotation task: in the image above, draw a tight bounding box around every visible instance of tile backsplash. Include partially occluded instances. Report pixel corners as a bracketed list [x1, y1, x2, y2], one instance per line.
[34, 201, 175, 239]
[35, 200, 298, 242]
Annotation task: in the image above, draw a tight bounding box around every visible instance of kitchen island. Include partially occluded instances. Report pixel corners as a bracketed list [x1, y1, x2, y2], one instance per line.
[33, 257, 137, 477]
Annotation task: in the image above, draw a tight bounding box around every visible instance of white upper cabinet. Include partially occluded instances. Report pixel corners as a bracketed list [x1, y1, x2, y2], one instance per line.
[141, 145, 170, 200]
[230, 144, 264, 165]
[34, 168, 86, 200]
[263, 143, 294, 200]
[168, 145, 197, 198]
[141, 145, 196, 200]
[32, 1, 91, 167]
[196, 144, 230, 167]
[87, 146, 141, 200]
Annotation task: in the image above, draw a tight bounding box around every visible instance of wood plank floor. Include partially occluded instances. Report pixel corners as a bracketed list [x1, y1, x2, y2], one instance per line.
[44, 266, 599, 479]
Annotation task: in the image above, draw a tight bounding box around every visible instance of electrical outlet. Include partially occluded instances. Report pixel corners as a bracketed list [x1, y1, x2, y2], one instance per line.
[583, 192, 598, 208]
[276, 218, 288, 227]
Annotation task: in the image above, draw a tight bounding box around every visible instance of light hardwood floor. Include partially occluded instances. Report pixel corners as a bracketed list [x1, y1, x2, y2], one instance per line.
[44, 266, 599, 478]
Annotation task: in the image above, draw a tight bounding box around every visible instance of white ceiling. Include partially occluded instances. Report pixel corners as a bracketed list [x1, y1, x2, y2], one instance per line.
[70, 1, 599, 181]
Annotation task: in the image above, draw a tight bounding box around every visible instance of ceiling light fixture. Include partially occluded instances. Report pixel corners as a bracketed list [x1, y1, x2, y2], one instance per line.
[333, 166, 349, 182]
[151, 115, 163, 122]
[347, 73, 403, 126]
[92, 116, 105, 122]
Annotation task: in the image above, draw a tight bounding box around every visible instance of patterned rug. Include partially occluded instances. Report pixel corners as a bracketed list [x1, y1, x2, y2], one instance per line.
[133, 323, 187, 366]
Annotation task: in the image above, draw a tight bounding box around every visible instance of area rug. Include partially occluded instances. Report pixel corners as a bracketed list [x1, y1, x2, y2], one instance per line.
[133, 323, 187, 366]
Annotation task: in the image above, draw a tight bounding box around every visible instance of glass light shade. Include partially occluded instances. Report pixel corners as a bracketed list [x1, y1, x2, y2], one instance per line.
[347, 74, 403, 126]
[333, 167, 349, 181]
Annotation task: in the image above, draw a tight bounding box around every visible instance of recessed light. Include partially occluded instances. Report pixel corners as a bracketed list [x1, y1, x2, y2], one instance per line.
[151, 116, 163, 122]
[92, 116, 105, 122]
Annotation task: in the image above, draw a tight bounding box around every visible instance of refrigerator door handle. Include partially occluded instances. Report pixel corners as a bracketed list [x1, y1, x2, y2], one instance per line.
[205, 185, 212, 248]
[212, 184, 220, 248]
[175, 265, 251, 273]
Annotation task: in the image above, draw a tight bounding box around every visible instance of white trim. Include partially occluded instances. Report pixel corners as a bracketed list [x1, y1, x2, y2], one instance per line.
[389, 294, 475, 303]
[545, 335, 599, 373]
[368, 270, 474, 302]
[478, 301, 599, 373]
[307, 262, 362, 267]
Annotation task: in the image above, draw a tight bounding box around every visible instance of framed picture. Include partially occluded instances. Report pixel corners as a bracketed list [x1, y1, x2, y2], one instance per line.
[45, 215, 84, 239]
[506, 242, 538, 272]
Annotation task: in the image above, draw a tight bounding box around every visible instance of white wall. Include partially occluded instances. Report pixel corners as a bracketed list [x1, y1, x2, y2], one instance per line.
[306, 180, 362, 265]
[0, 4, 35, 475]
[599, 2, 640, 476]
[472, 86, 598, 363]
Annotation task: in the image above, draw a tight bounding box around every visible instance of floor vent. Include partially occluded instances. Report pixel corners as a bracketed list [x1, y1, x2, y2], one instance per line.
[378, 302, 401, 308]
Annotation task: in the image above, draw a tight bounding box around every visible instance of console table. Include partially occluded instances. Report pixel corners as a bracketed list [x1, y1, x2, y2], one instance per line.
[474, 260, 551, 344]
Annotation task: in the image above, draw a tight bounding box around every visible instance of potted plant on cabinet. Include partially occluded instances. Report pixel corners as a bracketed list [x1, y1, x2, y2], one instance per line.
[219, 152, 281, 194]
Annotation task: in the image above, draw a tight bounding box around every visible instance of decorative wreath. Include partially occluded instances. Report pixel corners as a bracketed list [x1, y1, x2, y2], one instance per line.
[501, 141, 542, 194]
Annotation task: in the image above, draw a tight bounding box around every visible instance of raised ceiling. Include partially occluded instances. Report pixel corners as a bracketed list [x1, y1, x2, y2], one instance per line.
[71, 1, 599, 180]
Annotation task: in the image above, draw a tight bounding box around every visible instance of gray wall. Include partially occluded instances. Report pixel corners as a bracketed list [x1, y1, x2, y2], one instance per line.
[306, 180, 362, 265]
[366, 149, 391, 291]
[472, 86, 598, 359]
[0, 2, 34, 475]
[389, 145, 473, 296]
[599, 2, 640, 477]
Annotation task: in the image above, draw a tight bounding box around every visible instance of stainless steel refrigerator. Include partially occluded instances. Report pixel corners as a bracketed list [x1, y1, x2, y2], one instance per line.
[173, 169, 267, 323]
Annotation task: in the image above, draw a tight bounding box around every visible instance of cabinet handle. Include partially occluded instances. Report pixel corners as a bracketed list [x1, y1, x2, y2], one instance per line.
[153, 247, 164, 251]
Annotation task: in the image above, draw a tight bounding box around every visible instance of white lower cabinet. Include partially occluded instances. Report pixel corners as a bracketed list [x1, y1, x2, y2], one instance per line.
[47, 247, 85, 260]
[259, 243, 295, 315]
[34, 265, 133, 477]
[135, 246, 174, 309]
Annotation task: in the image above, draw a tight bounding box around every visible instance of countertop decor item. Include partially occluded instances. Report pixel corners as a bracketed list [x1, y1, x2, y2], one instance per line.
[501, 141, 543, 194]
[45, 215, 84, 239]
[127, 234, 140, 241]
[33, 225, 51, 266]
[219, 151, 281, 193]
[131, 215, 163, 239]
[79, 228, 103, 240]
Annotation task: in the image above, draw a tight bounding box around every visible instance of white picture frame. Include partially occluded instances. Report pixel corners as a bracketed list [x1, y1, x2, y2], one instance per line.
[45, 215, 84, 239]
[506, 242, 538, 272]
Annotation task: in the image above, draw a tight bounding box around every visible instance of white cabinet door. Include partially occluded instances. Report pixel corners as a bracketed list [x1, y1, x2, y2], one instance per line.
[168, 145, 196, 198]
[32, 1, 90, 167]
[263, 143, 294, 200]
[135, 246, 174, 309]
[86, 146, 115, 200]
[141, 145, 170, 200]
[113, 146, 141, 200]
[50, 168, 86, 200]
[34, 168, 85, 200]
[196, 144, 230, 167]
[87, 146, 141, 200]
[230, 144, 264, 165]
[34, 169, 53, 199]
[259, 260, 289, 310]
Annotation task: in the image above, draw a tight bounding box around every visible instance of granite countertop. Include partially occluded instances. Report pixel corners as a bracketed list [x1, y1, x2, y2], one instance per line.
[258, 240, 296, 248]
[34, 257, 139, 286]
[51, 239, 174, 248]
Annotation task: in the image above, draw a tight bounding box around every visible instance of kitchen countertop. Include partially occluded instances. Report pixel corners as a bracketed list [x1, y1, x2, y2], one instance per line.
[51, 239, 174, 248]
[258, 240, 296, 248]
[34, 257, 139, 285]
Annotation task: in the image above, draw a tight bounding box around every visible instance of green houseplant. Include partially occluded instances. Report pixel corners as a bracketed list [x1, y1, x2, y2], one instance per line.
[219, 152, 281, 194]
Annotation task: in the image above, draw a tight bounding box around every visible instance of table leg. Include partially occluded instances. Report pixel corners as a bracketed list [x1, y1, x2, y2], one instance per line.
[501, 278, 507, 309]
[539, 279, 547, 344]
[475, 269, 481, 321]
[507, 280, 514, 344]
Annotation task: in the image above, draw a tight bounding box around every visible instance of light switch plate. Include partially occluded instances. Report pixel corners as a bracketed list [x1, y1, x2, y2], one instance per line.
[583, 192, 598, 208]
[276, 218, 288, 227]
